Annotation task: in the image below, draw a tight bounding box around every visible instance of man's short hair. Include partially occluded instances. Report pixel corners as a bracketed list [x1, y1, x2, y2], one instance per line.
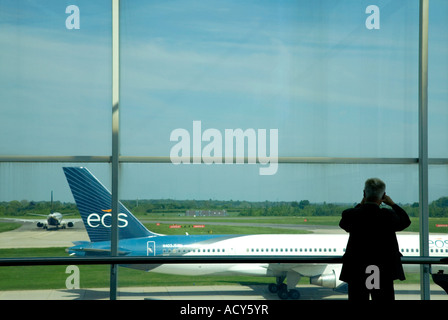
[364, 178, 386, 201]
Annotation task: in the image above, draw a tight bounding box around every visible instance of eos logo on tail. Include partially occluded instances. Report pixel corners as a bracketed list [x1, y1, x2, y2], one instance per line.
[87, 212, 129, 228]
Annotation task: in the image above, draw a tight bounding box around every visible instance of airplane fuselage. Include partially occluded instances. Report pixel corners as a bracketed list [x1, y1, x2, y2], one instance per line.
[68, 233, 448, 278]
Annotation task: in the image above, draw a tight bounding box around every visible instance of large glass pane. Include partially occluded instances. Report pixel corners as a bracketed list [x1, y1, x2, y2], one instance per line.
[428, 165, 448, 299]
[428, 0, 448, 158]
[115, 163, 423, 300]
[0, 163, 111, 296]
[120, 0, 418, 158]
[0, 1, 112, 156]
[0, 163, 110, 250]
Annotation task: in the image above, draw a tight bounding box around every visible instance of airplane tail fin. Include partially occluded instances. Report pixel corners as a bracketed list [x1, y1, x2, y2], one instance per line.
[63, 167, 157, 242]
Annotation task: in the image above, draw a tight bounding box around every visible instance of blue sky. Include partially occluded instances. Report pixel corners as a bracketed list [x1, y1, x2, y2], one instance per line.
[0, 0, 447, 204]
[120, 0, 421, 158]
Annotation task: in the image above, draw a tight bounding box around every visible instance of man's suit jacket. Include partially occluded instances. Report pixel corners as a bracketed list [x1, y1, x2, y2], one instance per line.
[339, 203, 411, 282]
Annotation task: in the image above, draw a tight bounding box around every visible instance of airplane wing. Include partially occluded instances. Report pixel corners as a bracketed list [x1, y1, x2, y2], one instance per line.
[0, 217, 82, 228]
[0, 217, 45, 224]
[27, 213, 78, 219]
[26, 213, 49, 217]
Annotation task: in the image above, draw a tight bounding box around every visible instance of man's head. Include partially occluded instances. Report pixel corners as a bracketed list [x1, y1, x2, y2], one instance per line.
[364, 178, 386, 202]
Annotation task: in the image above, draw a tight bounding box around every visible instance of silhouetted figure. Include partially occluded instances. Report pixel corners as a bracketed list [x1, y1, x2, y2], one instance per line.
[339, 178, 411, 301]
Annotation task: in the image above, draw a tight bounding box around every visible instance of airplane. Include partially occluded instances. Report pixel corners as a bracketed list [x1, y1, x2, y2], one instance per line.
[2, 212, 77, 230]
[28, 191, 76, 230]
[29, 212, 75, 230]
[1, 191, 78, 230]
[63, 167, 448, 299]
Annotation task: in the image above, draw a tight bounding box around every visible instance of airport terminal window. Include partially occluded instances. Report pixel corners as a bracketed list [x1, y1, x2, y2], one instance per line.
[428, 0, 448, 158]
[1, 0, 448, 300]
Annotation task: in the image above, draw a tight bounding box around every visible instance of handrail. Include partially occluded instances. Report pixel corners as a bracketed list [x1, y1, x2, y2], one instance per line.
[0, 255, 447, 267]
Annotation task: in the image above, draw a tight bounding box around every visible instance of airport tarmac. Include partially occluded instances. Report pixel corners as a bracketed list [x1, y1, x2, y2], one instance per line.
[0, 283, 446, 300]
[0, 219, 88, 248]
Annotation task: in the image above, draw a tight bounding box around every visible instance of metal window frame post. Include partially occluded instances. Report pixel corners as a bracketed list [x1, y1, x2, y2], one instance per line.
[418, 0, 430, 301]
[110, 0, 120, 301]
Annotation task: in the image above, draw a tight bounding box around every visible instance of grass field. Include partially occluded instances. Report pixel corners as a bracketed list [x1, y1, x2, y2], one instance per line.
[141, 221, 311, 235]
[0, 247, 279, 290]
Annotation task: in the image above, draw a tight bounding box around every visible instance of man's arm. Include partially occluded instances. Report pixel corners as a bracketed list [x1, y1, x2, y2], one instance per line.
[339, 210, 350, 232]
[383, 195, 411, 231]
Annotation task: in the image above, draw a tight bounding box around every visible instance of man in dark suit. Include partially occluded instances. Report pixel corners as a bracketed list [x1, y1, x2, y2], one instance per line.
[339, 178, 411, 300]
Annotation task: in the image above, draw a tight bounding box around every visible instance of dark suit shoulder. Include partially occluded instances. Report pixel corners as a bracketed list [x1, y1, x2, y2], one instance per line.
[339, 206, 364, 232]
[381, 204, 411, 231]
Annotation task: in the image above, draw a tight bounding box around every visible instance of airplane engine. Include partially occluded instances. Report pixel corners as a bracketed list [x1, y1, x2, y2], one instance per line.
[67, 222, 74, 228]
[310, 265, 343, 289]
[37, 222, 44, 228]
[310, 273, 338, 288]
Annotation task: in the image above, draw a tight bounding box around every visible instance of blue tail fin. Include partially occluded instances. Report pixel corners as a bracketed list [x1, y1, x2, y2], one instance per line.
[63, 167, 157, 242]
